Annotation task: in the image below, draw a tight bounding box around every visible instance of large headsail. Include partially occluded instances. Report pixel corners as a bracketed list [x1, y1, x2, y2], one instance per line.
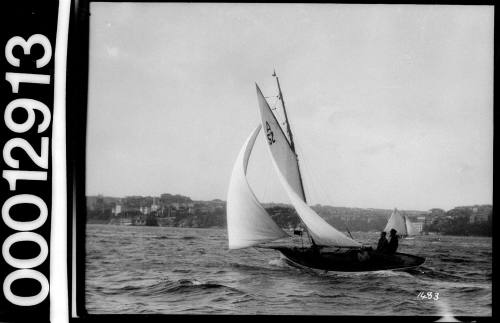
[255, 84, 306, 202]
[226, 125, 289, 249]
[256, 83, 360, 248]
[270, 155, 361, 247]
[384, 208, 407, 236]
[405, 215, 417, 236]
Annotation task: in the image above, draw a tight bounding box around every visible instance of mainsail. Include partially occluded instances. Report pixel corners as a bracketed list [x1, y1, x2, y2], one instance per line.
[256, 84, 360, 248]
[226, 125, 289, 249]
[384, 208, 408, 236]
[255, 84, 306, 201]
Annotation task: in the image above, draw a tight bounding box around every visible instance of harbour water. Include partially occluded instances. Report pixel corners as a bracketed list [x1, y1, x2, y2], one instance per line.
[86, 224, 491, 316]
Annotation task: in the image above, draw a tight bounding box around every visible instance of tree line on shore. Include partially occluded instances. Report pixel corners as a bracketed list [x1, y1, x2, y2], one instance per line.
[86, 195, 491, 236]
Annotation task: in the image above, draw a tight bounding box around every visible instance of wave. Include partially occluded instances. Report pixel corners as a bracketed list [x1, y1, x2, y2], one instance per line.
[230, 294, 255, 304]
[407, 265, 464, 281]
[323, 269, 414, 279]
[268, 258, 297, 270]
[154, 236, 172, 240]
[172, 268, 192, 274]
[229, 261, 279, 272]
[127, 278, 245, 297]
[430, 280, 491, 291]
[439, 256, 470, 264]
[181, 236, 198, 240]
[86, 226, 492, 316]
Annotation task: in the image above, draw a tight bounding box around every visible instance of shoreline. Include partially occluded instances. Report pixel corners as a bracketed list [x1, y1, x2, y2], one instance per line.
[85, 222, 492, 237]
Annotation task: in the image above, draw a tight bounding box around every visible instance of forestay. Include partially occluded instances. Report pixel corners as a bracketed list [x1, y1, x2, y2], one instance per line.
[226, 125, 289, 249]
[384, 209, 407, 236]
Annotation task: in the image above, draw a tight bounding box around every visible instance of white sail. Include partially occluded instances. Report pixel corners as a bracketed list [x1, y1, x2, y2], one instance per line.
[269, 147, 361, 247]
[405, 216, 418, 236]
[255, 84, 306, 201]
[256, 84, 360, 248]
[384, 209, 407, 236]
[226, 125, 289, 249]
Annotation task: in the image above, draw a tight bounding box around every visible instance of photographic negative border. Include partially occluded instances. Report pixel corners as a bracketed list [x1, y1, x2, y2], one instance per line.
[0, 0, 71, 322]
[67, 1, 495, 323]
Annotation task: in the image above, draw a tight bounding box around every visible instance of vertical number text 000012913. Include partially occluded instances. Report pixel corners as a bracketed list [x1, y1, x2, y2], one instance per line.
[2, 33, 53, 309]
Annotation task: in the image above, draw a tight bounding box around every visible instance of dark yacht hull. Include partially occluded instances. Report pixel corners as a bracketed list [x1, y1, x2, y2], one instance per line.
[269, 246, 425, 272]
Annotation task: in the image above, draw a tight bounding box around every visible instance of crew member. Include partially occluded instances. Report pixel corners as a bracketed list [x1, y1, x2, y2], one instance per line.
[376, 231, 388, 252]
[387, 229, 399, 254]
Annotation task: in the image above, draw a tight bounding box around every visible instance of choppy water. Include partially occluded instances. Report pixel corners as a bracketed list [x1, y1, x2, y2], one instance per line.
[86, 224, 491, 316]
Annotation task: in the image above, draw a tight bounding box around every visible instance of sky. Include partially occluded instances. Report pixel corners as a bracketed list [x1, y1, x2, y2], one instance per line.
[86, 3, 493, 211]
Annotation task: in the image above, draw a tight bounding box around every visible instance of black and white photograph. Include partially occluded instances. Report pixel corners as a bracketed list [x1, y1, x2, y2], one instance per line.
[84, 3, 493, 317]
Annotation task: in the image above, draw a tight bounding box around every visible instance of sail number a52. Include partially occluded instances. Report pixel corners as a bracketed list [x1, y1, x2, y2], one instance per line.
[265, 121, 276, 145]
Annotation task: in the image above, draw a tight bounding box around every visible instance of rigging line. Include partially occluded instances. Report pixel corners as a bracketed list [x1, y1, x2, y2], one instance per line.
[287, 148, 315, 245]
[270, 83, 314, 246]
[295, 134, 334, 206]
[303, 146, 329, 204]
[293, 139, 326, 246]
[294, 137, 322, 206]
[268, 95, 280, 111]
[345, 220, 354, 239]
[294, 135, 355, 238]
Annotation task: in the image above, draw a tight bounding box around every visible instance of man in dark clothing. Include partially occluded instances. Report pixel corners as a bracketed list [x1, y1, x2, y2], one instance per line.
[387, 229, 399, 254]
[376, 231, 389, 252]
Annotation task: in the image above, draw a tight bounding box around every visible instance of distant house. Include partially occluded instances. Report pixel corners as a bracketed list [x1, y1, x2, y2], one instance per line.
[412, 222, 424, 233]
[112, 204, 122, 215]
[151, 202, 159, 212]
[469, 212, 490, 224]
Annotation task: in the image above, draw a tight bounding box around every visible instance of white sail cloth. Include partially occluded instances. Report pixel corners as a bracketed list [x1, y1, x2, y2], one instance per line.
[256, 84, 360, 248]
[269, 152, 361, 247]
[226, 125, 289, 249]
[405, 216, 417, 236]
[256, 84, 306, 201]
[384, 209, 408, 236]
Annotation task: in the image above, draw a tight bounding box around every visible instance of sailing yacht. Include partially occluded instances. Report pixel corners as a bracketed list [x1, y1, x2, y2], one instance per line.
[384, 208, 418, 238]
[226, 72, 425, 271]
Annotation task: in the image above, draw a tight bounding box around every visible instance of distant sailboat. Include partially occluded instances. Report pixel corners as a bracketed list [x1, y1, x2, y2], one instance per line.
[226, 72, 425, 271]
[384, 208, 418, 238]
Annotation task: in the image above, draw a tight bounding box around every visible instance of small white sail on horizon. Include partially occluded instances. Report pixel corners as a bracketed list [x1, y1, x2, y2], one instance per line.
[256, 84, 361, 248]
[384, 208, 417, 237]
[226, 125, 289, 249]
[405, 215, 418, 236]
[384, 208, 407, 235]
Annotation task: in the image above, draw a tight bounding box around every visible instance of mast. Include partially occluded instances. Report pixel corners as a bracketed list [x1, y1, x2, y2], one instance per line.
[272, 70, 308, 203]
[272, 70, 316, 246]
[273, 70, 296, 152]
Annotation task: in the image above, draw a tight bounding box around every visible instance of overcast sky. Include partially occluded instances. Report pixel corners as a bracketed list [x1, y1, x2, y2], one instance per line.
[87, 3, 493, 211]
